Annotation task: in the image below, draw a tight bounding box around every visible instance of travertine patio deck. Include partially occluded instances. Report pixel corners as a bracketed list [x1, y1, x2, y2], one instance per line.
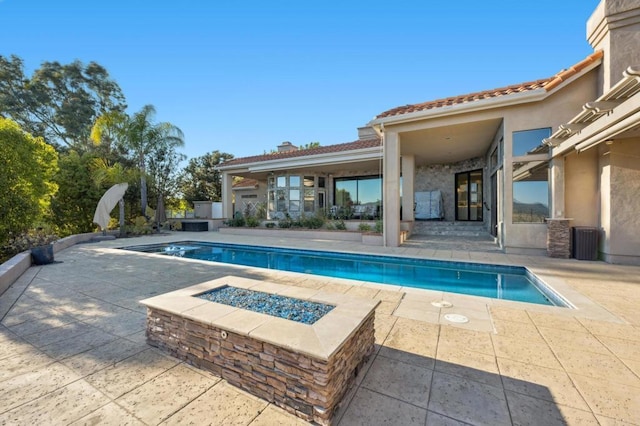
[1, 231, 639, 425]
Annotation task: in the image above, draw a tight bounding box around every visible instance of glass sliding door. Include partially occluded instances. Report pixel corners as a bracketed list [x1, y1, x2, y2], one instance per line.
[455, 169, 483, 221]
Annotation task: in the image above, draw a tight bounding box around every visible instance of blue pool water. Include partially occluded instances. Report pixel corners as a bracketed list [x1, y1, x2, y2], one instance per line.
[121, 241, 569, 307]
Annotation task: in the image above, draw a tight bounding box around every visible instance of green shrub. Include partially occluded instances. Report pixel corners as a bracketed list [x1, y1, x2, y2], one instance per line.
[245, 216, 260, 227]
[358, 223, 372, 232]
[265, 222, 276, 228]
[225, 212, 245, 227]
[375, 220, 383, 233]
[300, 214, 325, 229]
[334, 220, 347, 230]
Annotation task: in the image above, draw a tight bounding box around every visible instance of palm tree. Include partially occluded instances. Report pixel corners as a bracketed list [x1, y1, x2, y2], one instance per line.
[93, 105, 184, 217]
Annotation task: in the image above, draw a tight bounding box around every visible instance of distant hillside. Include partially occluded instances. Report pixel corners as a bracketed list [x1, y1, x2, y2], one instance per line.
[513, 200, 548, 222]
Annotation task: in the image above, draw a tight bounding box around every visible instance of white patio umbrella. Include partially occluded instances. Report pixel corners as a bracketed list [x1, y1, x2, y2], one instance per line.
[93, 183, 129, 232]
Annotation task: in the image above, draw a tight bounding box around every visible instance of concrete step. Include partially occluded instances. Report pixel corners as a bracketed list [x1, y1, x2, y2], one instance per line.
[412, 221, 490, 237]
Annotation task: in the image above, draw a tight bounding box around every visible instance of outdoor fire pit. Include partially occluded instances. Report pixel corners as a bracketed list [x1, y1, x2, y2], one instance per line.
[140, 276, 378, 425]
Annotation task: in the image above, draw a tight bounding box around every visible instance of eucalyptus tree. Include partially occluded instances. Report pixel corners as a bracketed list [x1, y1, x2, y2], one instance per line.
[0, 55, 126, 149]
[178, 150, 234, 204]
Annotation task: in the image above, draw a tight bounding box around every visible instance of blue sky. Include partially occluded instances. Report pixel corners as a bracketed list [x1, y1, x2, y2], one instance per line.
[1, 0, 598, 161]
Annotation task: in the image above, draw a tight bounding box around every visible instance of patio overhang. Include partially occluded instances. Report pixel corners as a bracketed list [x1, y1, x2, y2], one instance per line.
[544, 66, 640, 155]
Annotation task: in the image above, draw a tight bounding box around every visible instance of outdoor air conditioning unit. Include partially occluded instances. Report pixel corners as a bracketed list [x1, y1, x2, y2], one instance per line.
[572, 227, 599, 261]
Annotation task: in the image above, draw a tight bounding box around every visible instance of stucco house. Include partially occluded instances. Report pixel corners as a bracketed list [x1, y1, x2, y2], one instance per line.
[217, 0, 640, 265]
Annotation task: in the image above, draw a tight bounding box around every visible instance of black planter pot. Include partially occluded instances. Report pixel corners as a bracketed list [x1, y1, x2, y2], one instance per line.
[31, 244, 54, 265]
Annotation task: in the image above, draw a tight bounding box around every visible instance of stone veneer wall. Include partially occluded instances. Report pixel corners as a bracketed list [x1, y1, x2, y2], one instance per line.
[546, 219, 571, 258]
[415, 157, 485, 222]
[146, 307, 375, 425]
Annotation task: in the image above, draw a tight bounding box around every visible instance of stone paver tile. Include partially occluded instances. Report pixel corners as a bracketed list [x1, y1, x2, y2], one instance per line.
[491, 334, 562, 370]
[62, 337, 148, 377]
[553, 346, 640, 387]
[528, 311, 588, 332]
[162, 381, 267, 426]
[570, 373, 640, 423]
[83, 310, 146, 337]
[492, 319, 544, 341]
[0, 351, 54, 382]
[621, 357, 640, 379]
[345, 286, 380, 299]
[576, 319, 640, 342]
[0, 336, 40, 360]
[598, 335, 640, 361]
[248, 405, 310, 425]
[437, 324, 495, 356]
[22, 321, 96, 348]
[6, 314, 78, 337]
[69, 402, 145, 426]
[435, 345, 501, 388]
[338, 387, 427, 426]
[505, 390, 599, 426]
[373, 314, 396, 345]
[123, 330, 148, 345]
[0, 380, 109, 425]
[320, 283, 351, 293]
[375, 289, 404, 303]
[425, 410, 472, 425]
[489, 306, 534, 324]
[379, 317, 439, 369]
[85, 348, 179, 399]
[497, 357, 590, 411]
[117, 364, 218, 424]
[375, 300, 399, 315]
[0, 362, 82, 413]
[428, 371, 511, 426]
[393, 304, 440, 323]
[595, 414, 638, 425]
[1, 306, 62, 327]
[538, 326, 611, 355]
[362, 355, 432, 408]
[40, 328, 119, 360]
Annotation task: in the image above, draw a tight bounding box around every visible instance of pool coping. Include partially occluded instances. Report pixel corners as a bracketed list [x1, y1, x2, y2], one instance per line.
[140, 276, 380, 360]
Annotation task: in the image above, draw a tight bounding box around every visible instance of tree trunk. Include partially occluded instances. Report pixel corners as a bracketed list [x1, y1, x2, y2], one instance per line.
[119, 198, 126, 237]
[140, 174, 147, 217]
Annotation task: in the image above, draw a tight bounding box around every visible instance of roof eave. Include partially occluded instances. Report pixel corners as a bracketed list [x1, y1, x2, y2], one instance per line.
[217, 146, 383, 173]
[369, 89, 548, 127]
[369, 56, 602, 128]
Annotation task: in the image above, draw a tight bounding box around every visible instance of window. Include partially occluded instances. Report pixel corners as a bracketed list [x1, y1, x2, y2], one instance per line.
[304, 189, 314, 212]
[512, 160, 549, 223]
[241, 194, 258, 199]
[513, 128, 550, 156]
[289, 189, 300, 212]
[289, 175, 301, 187]
[304, 176, 314, 187]
[334, 176, 382, 207]
[318, 177, 326, 188]
[512, 128, 550, 223]
[276, 176, 286, 188]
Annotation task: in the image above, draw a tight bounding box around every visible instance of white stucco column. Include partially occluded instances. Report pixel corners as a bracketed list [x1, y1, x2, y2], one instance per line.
[221, 172, 234, 219]
[383, 131, 401, 247]
[401, 154, 415, 221]
[550, 157, 565, 218]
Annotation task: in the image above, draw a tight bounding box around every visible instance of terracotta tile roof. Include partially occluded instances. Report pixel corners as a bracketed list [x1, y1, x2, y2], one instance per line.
[232, 178, 259, 188]
[220, 138, 382, 167]
[376, 51, 604, 119]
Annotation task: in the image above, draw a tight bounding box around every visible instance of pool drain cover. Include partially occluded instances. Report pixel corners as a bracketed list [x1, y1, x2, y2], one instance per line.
[444, 314, 469, 324]
[431, 301, 453, 308]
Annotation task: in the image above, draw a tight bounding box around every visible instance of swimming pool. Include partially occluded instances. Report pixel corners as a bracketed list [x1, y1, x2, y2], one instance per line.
[121, 241, 570, 307]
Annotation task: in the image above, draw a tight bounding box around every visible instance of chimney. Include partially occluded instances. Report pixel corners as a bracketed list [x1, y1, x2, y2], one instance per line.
[277, 141, 298, 153]
[587, 0, 640, 94]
